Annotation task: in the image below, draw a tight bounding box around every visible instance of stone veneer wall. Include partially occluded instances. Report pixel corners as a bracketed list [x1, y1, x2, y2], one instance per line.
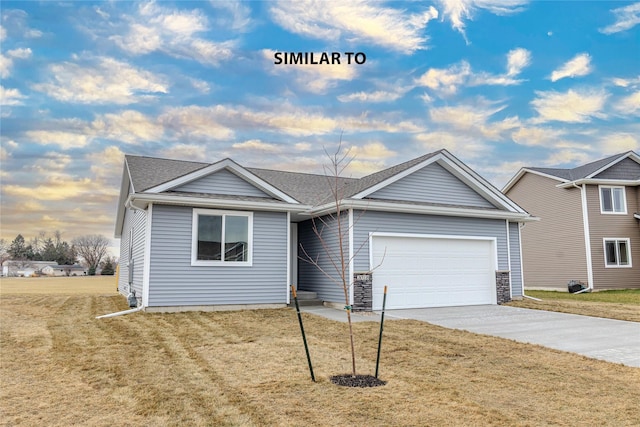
[496, 270, 511, 304]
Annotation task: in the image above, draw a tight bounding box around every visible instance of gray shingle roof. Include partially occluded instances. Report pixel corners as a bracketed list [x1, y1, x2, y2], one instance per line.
[527, 152, 635, 181]
[126, 155, 208, 192]
[125, 149, 448, 205]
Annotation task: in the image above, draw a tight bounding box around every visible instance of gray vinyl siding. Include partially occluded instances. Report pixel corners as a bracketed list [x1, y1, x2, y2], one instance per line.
[117, 207, 146, 300]
[593, 158, 640, 180]
[297, 213, 349, 303]
[352, 210, 509, 275]
[509, 221, 523, 298]
[147, 204, 288, 306]
[174, 169, 271, 197]
[368, 162, 496, 209]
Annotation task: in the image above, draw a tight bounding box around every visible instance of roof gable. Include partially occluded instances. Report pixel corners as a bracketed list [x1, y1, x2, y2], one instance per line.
[367, 161, 497, 209]
[503, 151, 640, 192]
[173, 168, 272, 198]
[350, 150, 522, 212]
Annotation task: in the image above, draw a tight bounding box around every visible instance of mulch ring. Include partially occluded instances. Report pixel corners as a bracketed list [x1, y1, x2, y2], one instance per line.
[330, 374, 387, 388]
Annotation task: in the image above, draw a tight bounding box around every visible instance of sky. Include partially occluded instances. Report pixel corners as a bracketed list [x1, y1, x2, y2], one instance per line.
[1, 0, 639, 257]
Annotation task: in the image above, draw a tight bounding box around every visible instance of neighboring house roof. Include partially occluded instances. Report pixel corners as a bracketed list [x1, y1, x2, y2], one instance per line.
[116, 149, 534, 237]
[503, 151, 640, 192]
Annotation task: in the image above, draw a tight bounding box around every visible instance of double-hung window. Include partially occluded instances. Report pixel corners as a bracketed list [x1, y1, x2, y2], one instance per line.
[192, 209, 252, 266]
[600, 186, 626, 214]
[604, 238, 631, 268]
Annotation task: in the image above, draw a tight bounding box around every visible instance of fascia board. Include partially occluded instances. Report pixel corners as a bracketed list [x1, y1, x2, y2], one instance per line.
[436, 151, 526, 213]
[556, 178, 640, 188]
[350, 153, 443, 199]
[585, 152, 640, 179]
[504, 168, 568, 192]
[145, 159, 300, 204]
[114, 162, 132, 238]
[306, 199, 538, 222]
[129, 193, 310, 213]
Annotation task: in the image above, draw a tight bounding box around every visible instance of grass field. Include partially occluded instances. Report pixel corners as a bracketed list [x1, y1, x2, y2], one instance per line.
[0, 276, 117, 294]
[1, 278, 639, 426]
[507, 290, 640, 322]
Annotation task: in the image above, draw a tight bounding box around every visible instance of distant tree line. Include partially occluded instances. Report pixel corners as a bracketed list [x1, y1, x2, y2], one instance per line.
[0, 232, 116, 276]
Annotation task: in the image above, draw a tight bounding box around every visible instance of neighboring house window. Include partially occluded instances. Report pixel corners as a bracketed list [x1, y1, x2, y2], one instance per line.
[191, 208, 253, 266]
[603, 238, 632, 268]
[600, 186, 626, 214]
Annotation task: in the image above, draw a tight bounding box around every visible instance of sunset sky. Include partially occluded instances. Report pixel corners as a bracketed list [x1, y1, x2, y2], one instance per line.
[1, 1, 639, 257]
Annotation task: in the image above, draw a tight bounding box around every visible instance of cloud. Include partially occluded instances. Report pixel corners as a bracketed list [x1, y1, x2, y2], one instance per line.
[531, 89, 608, 123]
[209, 0, 253, 31]
[613, 91, 640, 116]
[599, 2, 640, 34]
[428, 98, 519, 138]
[511, 126, 565, 147]
[87, 146, 126, 179]
[159, 144, 208, 162]
[3, 176, 98, 201]
[158, 106, 236, 140]
[269, 0, 438, 54]
[544, 149, 592, 166]
[347, 142, 397, 160]
[263, 49, 358, 94]
[416, 61, 472, 95]
[610, 76, 640, 88]
[0, 25, 5, 41]
[25, 130, 92, 150]
[91, 110, 164, 144]
[338, 88, 410, 103]
[550, 53, 592, 82]
[415, 131, 490, 158]
[437, 0, 529, 41]
[32, 56, 168, 104]
[0, 85, 26, 105]
[506, 48, 531, 76]
[598, 131, 639, 153]
[7, 47, 32, 59]
[417, 48, 531, 96]
[232, 139, 282, 153]
[109, 2, 235, 67]
[0, 48, 31, 78]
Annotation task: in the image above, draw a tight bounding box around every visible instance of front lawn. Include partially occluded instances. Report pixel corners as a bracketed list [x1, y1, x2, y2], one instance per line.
[1, 292, 639, 426]
[507, 290, 640, 322]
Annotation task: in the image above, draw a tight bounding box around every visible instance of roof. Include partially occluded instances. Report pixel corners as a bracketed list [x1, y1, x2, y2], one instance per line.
[504, 151, 640, 192]
[116, 149, 534, 237]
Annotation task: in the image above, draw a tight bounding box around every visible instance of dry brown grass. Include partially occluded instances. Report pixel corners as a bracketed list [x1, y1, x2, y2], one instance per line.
[1, 287, 639, 426]
[0, 276, 117, 295]
[507, 290, 640, 322]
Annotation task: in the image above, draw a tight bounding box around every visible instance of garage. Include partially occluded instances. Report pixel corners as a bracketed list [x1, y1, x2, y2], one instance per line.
[371, 234, 498, 310]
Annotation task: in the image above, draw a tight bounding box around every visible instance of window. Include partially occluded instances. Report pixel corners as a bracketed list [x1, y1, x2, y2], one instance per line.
[600, 186, 626, 214]
[192, 209, 252, 265]
[604, 239, 632, 268]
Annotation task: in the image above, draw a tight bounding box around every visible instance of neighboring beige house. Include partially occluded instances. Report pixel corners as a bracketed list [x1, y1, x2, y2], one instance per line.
[41, 264, 88, 276]
[503, 151, 640, 291]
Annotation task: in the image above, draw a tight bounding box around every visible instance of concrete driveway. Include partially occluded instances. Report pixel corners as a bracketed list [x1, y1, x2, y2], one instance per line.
[300, 305, 640, 367]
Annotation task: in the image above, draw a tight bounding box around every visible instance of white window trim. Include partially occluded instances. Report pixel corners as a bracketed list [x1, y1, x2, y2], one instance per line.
[603, 238, 632, 268]
[599, 185, 627, 215]
[191, 208, 253, 266]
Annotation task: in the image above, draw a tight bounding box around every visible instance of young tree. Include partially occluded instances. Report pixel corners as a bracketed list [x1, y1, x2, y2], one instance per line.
[100, 256, 117, 275]
[299, 142, 378, 378]
[72, 234, 109, 275]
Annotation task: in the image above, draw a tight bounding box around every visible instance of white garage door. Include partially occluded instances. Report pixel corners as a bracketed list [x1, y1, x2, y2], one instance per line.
[371, 235, 497, 310]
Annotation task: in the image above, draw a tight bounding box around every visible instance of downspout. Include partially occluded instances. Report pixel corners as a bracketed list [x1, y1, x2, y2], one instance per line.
[96, 305, 143, 319]
[518, 222, 543, 301]
[572, 182, 594, 292]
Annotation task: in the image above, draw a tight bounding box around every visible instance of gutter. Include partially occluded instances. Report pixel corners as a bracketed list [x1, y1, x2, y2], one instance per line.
[305, 199, 539, 222]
